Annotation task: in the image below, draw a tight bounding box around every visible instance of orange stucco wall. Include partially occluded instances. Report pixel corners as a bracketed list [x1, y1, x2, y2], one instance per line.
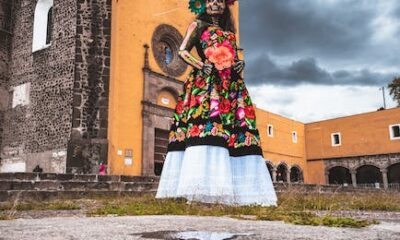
[255, 107, 309, 181]
[108, 0, 399, 183]
[108, 0, 239, 175]
[305, 108, 400, 160]
[306, 160, 326, 184]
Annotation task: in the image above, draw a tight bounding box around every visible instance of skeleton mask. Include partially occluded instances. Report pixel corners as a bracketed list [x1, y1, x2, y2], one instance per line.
[206, 0, 225, 15]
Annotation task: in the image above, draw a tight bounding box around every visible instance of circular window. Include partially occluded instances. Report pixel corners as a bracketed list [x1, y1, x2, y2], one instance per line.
[152, 24, 187, 77]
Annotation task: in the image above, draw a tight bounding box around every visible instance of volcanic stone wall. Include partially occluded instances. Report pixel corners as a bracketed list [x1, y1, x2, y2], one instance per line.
[0, 0, 111, 174]
[1, 0, 77, 173]
[67, 0, 111, 174]
[0, 0, 12, 163]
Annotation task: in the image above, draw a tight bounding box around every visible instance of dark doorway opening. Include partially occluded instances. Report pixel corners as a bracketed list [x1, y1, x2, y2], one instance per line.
[154, 128, 169, 176]
[328, 166, 352, 184]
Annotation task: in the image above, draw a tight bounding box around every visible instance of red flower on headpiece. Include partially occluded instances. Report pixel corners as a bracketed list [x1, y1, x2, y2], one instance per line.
[226, 0, 237, 5]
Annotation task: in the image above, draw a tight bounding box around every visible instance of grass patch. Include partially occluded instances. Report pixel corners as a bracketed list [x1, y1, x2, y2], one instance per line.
[0, 201, 81, 211]
[86, 194, 378, 228]
[0, 214, 13, 221]
[277, 191, 400, 212]
[3, 191, 397, 227]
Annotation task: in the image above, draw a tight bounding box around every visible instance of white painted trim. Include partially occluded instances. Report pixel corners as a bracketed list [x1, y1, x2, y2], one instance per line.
[32, 0, 53, 52]
[292, 131, 298, 143]
[267, 124, 274, 137]
[389, 124, 400, 140]
[12, 82, 31, 108]
[331, 132, 342, 147]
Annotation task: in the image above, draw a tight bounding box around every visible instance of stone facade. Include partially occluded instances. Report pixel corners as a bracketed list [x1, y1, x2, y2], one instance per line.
[141, 45, 182, 176]
[0, 0, 111, 174]
[67, 0, 111, 174]
[324, 153, 400, 189]
[0, 0, 12, 162]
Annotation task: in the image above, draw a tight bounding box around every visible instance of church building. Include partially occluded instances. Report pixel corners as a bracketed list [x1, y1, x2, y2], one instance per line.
[0, 0, 399, 187]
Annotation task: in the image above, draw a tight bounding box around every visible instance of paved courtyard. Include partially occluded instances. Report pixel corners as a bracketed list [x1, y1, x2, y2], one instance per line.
[1, 216, 400, 240]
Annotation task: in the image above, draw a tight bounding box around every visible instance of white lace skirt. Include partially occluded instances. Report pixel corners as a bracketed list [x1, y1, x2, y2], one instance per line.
[156, 145, 277, 206]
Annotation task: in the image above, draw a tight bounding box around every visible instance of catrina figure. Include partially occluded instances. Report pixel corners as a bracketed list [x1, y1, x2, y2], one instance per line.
[156, 0, 277, 206]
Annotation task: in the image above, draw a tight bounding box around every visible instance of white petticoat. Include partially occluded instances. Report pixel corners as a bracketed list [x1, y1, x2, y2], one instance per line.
[156, 145, 277, 206]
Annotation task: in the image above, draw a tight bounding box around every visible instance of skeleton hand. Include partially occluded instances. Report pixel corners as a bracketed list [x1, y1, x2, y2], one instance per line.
[233, 60, 245, 74]
[202, 62, 213, 75]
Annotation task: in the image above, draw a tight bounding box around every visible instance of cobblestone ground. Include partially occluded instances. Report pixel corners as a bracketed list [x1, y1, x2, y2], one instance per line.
[1, 216, 400, 240]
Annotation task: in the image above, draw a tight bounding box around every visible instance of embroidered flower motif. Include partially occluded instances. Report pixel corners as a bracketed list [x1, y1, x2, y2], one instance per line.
[245, 135, 252, 146]
[189, 96, 197, 108]
[205, 121, 213, 131]
[204, 45, 235, 71]
[195, 76, 206, 88]
[236, 107, 245, 120]
[238, 132, 245, 142]
[201, 30, 211, 41]
[219, 68, 231, 81]
[245, 106, 255, 119]
[189, 125, 201, 137]
[219, 99, 231, 114]
[176, 131, 185, 141]
[211, 127, 218, 136]
[176, 101, 184, 115]
[228, 134, 237, 147]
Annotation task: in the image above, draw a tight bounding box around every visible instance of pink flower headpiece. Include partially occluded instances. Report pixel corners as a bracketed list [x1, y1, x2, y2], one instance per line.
[226, 0, 237, 5]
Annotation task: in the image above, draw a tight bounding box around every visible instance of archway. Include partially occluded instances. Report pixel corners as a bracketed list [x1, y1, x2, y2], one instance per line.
[328, 166, 352, 184]
[388, 163, 400, 183]
[276, 163, 288, 182]
[156, 88, 178, 109]
[356, 165, 383, 184]
[290, 166, 303, 183]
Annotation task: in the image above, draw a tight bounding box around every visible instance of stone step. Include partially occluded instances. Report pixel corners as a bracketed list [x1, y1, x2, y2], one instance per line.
[0, 190, 157, 202]
[0, 180, 159, 192]
[0, 173, 159, 183]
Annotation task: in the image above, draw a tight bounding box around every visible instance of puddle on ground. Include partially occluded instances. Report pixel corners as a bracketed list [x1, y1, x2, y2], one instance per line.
[130, 230, 256, 240]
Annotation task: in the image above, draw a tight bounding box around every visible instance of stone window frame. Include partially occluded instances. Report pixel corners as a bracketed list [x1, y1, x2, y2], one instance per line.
[32, 0, 54, 52]
[389, 124, 400, 140]
[331, 132, 342, 147]
[292, 131, 298, 143]
[267, 124, 274, 137]
[151, 24, 187, 77]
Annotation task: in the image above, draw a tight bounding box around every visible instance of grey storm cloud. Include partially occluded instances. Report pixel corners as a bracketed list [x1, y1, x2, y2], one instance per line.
[239, 0, 377, 59]
[244, 54, 397, 86]
[238, 0, 400, 87]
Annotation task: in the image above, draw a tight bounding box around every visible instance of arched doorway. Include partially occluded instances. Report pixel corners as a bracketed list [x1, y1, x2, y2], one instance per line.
[328, 166, 352, 184]
[356, 165, 383, 184]
[388, 163, 400, 183]
[290, 166, 303, 183]
[276, 163, 288, 182]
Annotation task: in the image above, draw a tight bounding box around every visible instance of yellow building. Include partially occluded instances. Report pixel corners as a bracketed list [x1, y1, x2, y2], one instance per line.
[108, 0, 400, 188]
[108, 0, 239, 176]
[305, 108, 400, 188]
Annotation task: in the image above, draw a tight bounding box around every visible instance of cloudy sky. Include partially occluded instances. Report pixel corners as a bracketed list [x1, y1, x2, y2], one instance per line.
[239, 0, 400, 123]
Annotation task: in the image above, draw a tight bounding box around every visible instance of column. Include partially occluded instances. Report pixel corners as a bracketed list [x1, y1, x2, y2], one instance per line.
[381, 168, 389, 190]
[286, 169, 291, 184]
[324, 171, 330, 185]
[350, 170, 357, 188]
[272, 168, 277, 183]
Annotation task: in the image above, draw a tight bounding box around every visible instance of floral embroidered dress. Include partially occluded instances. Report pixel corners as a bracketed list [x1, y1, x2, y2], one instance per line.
[156, 20, 277, 206]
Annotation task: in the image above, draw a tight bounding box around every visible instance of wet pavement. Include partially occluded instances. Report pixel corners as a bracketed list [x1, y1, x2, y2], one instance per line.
[1, 215, 400, 240]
